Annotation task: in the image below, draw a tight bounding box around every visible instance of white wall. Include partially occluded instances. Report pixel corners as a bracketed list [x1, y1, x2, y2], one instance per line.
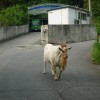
[48, 8, 69, 25]
[61, 8, 69, 24]
[68, 8, 77, 24]
[48, 8, 90, 25]
[48, 9, 62, 25]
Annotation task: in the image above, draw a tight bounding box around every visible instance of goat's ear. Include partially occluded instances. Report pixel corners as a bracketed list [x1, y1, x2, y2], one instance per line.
[67, 47, 72, 50]
[59, 47, 64, 52]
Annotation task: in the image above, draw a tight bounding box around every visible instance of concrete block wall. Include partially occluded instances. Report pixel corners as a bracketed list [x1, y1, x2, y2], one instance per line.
[41, 25, 48, 46]
[0, 27, 4, 40]
[0, 25, 28, 41]
[48, 25, 96, 43]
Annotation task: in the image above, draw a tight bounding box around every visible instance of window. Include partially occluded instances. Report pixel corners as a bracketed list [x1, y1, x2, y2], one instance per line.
[78, 12, 87, 20]
[32, 19, 40, 25]
[78, 12, 81, 19]
[82, 13, 87, 20]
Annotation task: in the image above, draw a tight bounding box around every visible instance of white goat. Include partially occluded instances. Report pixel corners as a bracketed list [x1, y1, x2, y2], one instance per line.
[43, 43, 71, 80]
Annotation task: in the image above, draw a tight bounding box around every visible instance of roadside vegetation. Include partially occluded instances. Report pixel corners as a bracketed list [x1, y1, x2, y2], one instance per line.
[90, 0, 100, 64]
[0, 5, 28, 26]
[91, 27, 100, 64]
[91, 42, 100, 64]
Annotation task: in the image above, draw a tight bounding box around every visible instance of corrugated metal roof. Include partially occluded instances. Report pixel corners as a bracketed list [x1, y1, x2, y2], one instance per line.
[28, 3, 67, 15]
[28, 4, 89, 15]
[48, 5, 89, 12]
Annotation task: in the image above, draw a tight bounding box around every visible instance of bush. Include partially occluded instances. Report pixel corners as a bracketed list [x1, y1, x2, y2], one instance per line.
[91, 42, 100, 64]
[93, 17, 100, 34]
[93, 17, 100, 43]
[0, 5, 28, 26]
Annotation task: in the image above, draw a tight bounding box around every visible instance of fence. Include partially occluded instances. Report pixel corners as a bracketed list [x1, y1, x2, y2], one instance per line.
[0, 25, 28, 41]
[48, 25, 96, 43]
[41, 25, 97, 45]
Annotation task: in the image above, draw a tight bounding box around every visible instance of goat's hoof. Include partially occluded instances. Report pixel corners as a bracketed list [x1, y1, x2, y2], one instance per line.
[43, 72, 46, 74]
[52, 73, 54, 76]
[58, 77, 60, 80]
[53, 76, 58, 81]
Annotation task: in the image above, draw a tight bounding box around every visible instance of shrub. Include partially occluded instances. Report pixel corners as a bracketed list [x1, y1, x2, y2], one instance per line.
[0, 5, 28, 26]
[91, 42, 100, 64]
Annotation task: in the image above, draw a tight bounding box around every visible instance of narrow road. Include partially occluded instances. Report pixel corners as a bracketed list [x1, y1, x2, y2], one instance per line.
[0, 32, 41, 54]
[0, 33, 100, 100]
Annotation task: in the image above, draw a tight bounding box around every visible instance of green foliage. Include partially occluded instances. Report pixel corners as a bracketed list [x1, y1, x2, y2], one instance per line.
[91, 0, 100, 34]
[93, 17, 100, 35]
[0, 5, 28, 26]
[92, 42, 100, 64]
[92, 0, 100, 17]
[0, 0, 99, 26]
[96, 35, 100, 43]
[95, 18, 100, 43]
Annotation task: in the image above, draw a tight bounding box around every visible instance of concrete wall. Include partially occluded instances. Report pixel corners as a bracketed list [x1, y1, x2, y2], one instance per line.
[41, 25, 96, 43]
[0, 25, 28, 41]
[41, 25, 48, 46]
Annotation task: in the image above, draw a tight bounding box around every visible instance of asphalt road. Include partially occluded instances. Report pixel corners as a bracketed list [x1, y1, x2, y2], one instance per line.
[0, 32, 100, 100]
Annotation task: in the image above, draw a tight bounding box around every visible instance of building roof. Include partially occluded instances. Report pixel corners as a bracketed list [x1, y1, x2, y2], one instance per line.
[48, 5, 89, 12]
[28, 4, 89, 15]
[28, 3, 67, 15]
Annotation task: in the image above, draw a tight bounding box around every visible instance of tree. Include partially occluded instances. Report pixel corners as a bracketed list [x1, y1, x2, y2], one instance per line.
[0, 0, 13, 9]
[0, 0, 99, 27]
[0, 5, 28, 26]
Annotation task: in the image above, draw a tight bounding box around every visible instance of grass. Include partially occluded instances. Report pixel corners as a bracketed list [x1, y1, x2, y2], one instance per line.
[91, 42, 100, 64]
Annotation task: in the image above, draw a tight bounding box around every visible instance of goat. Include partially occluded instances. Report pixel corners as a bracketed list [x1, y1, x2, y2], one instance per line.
[43, 42, 71, 80]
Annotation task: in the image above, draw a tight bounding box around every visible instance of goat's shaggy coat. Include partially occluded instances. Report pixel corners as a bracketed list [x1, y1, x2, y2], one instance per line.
[43, 43, 71, 80]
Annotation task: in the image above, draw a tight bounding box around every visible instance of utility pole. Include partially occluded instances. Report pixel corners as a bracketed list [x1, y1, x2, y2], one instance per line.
[88, 0, 92, 24]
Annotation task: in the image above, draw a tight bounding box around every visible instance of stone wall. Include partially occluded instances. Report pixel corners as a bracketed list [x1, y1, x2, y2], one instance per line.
[48, 25, 96, 43]
[0, 25, 28, 41]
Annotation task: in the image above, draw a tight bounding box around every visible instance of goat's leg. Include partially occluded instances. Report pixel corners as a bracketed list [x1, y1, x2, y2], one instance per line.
[58, 69, 63, 80]
[51, 66, 54, 76]
[51, 65, 58, 80]
[43, 60, 46, 74]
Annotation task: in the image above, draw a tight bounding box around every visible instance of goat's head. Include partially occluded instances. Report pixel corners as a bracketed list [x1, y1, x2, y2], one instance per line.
[59, 44, 72, 71]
